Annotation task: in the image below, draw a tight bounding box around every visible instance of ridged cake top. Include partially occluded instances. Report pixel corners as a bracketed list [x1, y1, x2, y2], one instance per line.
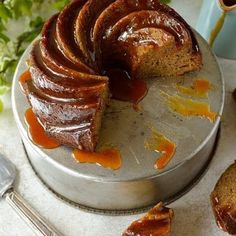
[23, 0, 202, 150]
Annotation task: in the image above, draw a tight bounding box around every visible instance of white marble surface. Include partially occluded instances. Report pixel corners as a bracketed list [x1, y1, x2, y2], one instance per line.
[0, 0, 236, 235]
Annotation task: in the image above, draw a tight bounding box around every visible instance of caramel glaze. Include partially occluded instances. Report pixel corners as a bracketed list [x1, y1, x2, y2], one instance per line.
[55, 0, 93, 69]
[30, 43, 106, 99]
[19, 70, 31, 91]
[145, 128, 176, 170]
[209, 11, 226, 47]
[25, 108, 60, 149]
[176, 79, 211, 98]
[40, 12, 145, 105]
[73, 148, 122, 170]
[106, 68, 148, 105]
[25, 106, 122, 170]
[94, 0, 200, 67]
[101, 10, 189, 77]
[103, 10, 188, 48]
[41, 14, 96, 75]
[75, 0, 117, 60]
[24, 104, 122, 169]
[211, 196, 236, 235]
[162, 92, 217, 122]
[123, 219, 170, 236]
[122, 202, 174, 236]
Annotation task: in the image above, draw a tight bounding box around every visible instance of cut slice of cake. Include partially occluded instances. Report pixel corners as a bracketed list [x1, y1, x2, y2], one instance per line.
[211, 161, 236, 235]
[122, 202, 174, 236]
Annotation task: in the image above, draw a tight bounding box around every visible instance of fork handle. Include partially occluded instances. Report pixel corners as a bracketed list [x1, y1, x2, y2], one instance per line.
[5, 189, 63, 236]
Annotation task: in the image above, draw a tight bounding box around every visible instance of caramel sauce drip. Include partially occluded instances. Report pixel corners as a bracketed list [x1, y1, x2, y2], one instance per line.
[145, 129, 176, 170]
[177, 79, 211, 98]
[25, 108, 61, 149]
[106, 69, 148, 106]
[209, 11, 226, 47]
[19, 70, 31, 91]
[73, 148, 122, 170]
[162, 92, 217, 122]
[122, 202, 174, 236]
[211, 195, 228, 232]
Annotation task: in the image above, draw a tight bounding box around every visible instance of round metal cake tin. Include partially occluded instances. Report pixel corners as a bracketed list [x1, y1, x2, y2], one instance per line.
[12, 32, 224, 213]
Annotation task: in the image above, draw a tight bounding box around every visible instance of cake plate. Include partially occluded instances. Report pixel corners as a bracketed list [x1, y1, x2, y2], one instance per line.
[12, 32, 224, 214]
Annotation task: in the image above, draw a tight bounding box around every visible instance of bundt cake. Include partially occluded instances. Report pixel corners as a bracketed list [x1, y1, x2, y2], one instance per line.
[22, 0, 202, 151]
[122, 202, 174, 236]
[211, 162, 236, 235]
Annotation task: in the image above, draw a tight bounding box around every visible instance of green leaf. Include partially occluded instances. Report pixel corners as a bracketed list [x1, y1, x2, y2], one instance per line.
[0, 19, 6, 32]
[29, 16, 43, 29]
[160, 0, 172, 4]
[0, 85, 10, 95]
[7, 0, 33, 19]
[0, 32, 10, 43]
[0, 99, 3, 112]
[0, 58, 15, 73]
[15, 16, 44, 56]
[0, 4, 12, 21]
[0, 0, 68, 110]
[52, 0, 70, 10]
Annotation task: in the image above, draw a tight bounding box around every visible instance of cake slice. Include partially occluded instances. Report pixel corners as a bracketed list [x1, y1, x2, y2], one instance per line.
[122, 202, 174, 236]
[211, 161, 236, 235]
[24, 79, 106, 151]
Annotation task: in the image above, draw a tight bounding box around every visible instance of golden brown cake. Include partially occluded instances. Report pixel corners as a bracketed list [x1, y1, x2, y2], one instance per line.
[22, 0, 202, 151]
[211, 161, 236, 235]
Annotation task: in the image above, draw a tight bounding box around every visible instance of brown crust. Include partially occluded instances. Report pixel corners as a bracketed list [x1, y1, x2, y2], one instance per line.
[211, 161, 236, 235]
[30, 42, 107, 99]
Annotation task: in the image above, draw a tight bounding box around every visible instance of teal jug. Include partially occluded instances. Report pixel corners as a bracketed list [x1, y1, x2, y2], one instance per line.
[196, 0, 236, 59]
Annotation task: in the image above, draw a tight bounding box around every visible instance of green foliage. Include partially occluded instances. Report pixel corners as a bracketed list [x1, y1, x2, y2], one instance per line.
[15, 16, 44, 56]
[0, 0, 70, 112]
[0, 99, 3, 112]
[52, 0, 70, 10]
[160, 0, 172, 4]
[5, 0, 33, 19]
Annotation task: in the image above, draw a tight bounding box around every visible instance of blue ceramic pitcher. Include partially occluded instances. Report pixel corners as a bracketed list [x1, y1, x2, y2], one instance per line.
[196, 0, 236, 59]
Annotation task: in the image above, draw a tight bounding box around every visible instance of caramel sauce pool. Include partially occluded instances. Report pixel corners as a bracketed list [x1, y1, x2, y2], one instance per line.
[19, 70, 31, 91]
[165, 94, 217, 122]
[25, 108, 61, 149]
[73, 148, 122, 170]
[145, 129, 176, 169]
[106, 68, 148, 106]
[177, 79, 211, 98]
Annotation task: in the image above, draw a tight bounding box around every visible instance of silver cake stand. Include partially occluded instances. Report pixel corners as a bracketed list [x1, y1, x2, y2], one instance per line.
[12, 32, 224, 214]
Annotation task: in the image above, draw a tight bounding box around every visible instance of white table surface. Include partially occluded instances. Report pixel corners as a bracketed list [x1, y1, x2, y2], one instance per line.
[1, 0, 236, 235]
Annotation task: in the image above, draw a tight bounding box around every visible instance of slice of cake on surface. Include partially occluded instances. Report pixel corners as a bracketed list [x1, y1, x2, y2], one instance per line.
[122, 202, 174, 236]
[211, 161, 236, 235]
